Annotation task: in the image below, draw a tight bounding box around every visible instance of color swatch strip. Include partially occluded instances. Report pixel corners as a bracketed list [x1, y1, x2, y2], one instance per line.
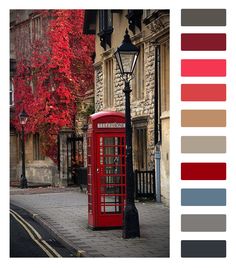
[181, 136, 226, 153]
[181, 215, 226, 232]
[181, 84, 226, 101]
[180, 9, 227, 257]
[181, 240, 226, 257]
[181, 189, 226, 206]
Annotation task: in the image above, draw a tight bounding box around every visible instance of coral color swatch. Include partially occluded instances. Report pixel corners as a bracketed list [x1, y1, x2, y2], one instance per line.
[181, 84, 226, 101]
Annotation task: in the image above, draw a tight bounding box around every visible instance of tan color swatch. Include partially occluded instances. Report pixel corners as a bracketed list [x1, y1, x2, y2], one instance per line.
[181, 110, 226, 127]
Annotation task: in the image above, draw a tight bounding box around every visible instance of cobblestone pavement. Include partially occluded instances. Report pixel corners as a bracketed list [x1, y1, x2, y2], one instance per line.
[10, 187, 169, 257]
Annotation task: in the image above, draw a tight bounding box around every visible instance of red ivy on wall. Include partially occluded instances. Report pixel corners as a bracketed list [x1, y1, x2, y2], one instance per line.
[11, 10, 95, 162]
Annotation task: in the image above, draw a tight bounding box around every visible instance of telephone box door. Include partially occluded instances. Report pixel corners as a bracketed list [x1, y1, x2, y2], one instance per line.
[95, 133, 126, 228]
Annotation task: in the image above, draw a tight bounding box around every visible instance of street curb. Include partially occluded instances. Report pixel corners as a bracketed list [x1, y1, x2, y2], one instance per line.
[10, 202, 88, 257]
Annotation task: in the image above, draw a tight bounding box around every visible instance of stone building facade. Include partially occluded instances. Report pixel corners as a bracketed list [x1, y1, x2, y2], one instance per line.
[84, 10, 169, 205]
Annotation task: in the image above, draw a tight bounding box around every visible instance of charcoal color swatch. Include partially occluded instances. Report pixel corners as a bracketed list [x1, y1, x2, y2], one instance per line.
[181, 9, 226, 26]
[181, 240, 226, 257]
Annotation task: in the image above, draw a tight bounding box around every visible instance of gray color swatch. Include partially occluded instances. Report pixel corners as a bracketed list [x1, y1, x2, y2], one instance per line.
[181, 9, 226, 26]
[181, 214, 226, 231]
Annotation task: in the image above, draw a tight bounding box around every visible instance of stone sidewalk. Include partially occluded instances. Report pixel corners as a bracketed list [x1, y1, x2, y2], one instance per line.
[10, 187, 169, 257]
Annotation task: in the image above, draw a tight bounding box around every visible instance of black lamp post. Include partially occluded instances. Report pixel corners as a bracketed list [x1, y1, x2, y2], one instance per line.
[114, 29, 140, 238]
[19, 109, 29, 188]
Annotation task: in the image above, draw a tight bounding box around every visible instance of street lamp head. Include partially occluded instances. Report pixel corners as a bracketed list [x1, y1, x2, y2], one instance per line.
[114, 29, 139, 81]
[19, 109, 29, 125]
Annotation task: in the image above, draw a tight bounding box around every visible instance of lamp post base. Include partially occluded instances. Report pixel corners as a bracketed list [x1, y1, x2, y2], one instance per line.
[20, 175, 28, 189]
[123, 203, 140, 238]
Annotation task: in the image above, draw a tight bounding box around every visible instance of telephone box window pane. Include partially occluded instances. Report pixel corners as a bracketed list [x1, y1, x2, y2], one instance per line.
[104, 206, 121, 213]
[106, 158, 121, 166]
[100, 185, 123, 194]
[104, 156, 123, 165]
[104, 146, 117, 155]
[104, 166, 120, 174]
[104, 166, 122, 175]
[100, 196, 122, 214]
[100, 194, 123, 203]
[100, 176, 124, 185]
[104, 137, 115, 145]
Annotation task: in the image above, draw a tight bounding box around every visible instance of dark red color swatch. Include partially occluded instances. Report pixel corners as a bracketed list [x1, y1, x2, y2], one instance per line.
[181, 34, 226, 51]
[181, 59, 226, 77]
[181, 84, 226, 101]
[181, 163, 226, 180]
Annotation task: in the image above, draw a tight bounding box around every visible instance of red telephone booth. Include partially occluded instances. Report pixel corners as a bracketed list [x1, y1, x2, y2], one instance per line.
[87, 111, 126, 229]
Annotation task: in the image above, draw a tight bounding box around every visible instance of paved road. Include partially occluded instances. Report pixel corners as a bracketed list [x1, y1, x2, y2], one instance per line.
[10, 187, 169, 257]
[10, 204, 75, 257]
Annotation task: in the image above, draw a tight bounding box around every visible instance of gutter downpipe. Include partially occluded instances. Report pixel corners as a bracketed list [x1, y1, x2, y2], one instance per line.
[154, 44, 161, 203]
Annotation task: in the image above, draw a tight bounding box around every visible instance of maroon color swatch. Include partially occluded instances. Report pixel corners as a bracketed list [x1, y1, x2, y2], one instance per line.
[181, 34, 226, 51]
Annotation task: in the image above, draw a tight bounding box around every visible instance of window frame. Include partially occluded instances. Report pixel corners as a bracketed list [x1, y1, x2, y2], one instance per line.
[104, 58, 114, 108]
[98, 10, 113, 50]
[160, 40, 170, 114]
[133, 43, 145, 100]
[132, 117, 148, 171]
[30, 15, 42, 42]
[33, 133, 44, 160]
[10, 79, 14, 106]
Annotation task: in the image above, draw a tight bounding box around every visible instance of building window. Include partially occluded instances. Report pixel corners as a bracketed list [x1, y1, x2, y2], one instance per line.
[33, 133, 44, 160]
[160, 41, 169, 113]
[104, 58, 114, 108]
[30, 77, 37, 94]
[133, 44, 144, 100]
[143, 10, 158, 21]
[31, 15, 42, 42]
[98, 10, 113, 50]
[99, 10, 112, 32]
[10, 79, 14, 106]
[133, 117, 148, 171]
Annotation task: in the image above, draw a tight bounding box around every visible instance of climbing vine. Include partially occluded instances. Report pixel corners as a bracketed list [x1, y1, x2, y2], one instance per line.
[11, 10, 95, 162]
